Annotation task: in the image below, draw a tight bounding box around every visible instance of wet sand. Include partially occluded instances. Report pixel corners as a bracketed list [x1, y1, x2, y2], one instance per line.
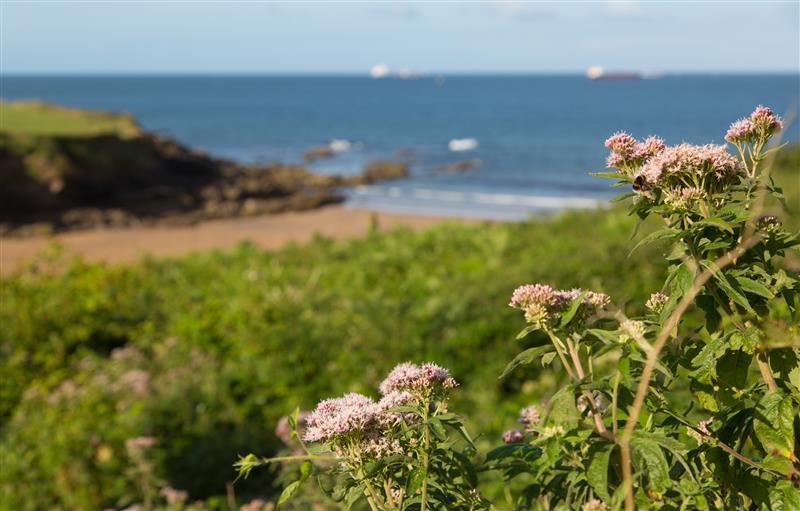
[1, 206, 480, 270]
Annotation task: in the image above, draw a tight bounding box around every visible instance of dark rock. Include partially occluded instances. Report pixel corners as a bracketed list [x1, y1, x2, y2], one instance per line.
[435, 159, 482, 173]
[360, 160, 409, 184]
[302, 145, 335, 162]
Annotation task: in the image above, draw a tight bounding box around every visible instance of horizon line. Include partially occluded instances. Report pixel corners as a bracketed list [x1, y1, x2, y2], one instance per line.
[3, 70, 799, 77]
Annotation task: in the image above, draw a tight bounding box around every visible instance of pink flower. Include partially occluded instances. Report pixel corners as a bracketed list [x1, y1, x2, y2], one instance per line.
[632, 136, 666, 160]
[379, 362, 458, 395]
[518, 405, 540, 427]
[502, 429, 525, 444]
[645, 292, 668, 313]
[377, 391, 418, 425]
[604, 132, 637, 155]
[635, 143, 740, 188]
[697, 418, 713, 436]
[509, 284, 555, 309]
[750, 105, 783, 136]
[125, 436, 157, 451]
[725, 118, 756, 144]
[303, 393, 379, 443]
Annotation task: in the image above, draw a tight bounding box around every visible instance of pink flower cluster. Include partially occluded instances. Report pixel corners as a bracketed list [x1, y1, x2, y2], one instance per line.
[636, 143, 740, 188]
[645, 292, 668, 313]
[509, 284, 610, 325]
[518, 405, 540, 427]
[726, 105, 784, 143]
[376, 390, 418, 425]
[501, 429, 524, 444]
[379, 362, 458, 396]
[303, 362, 457, 460]
[125, 436, 157, 451]
[304, 393, 379, 443]
[605, 133, 666, 172]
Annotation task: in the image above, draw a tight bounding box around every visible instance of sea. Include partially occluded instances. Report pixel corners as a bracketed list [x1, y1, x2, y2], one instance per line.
[3, 74, 799, 219]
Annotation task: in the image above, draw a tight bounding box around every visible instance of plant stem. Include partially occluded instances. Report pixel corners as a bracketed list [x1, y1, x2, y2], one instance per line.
[566, 337, 614, 441]
[756, 352, 778, 391]
[547, 330, 577, 380]
[384, 480, 397, 510]
[619, 235, 762, 511]
[420, 405, 430, 511]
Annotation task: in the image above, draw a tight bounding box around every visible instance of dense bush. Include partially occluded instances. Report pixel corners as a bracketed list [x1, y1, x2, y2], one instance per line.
[1, 204, 666, 509]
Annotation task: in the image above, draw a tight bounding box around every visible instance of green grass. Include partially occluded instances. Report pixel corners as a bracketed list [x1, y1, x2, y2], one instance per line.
[1, 146, 797, 510]
[0, 100, 140, 138]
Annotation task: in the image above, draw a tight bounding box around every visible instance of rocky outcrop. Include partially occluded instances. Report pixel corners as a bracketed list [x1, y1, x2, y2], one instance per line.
[0, 131, 409, 236]
[360, 160, 409, 184]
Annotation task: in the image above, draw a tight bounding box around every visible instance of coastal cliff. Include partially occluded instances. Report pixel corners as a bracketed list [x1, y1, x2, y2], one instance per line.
[0, 101, 407, 235]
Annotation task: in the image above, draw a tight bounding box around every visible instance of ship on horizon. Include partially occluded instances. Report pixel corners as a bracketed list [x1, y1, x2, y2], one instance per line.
[586, 66, 662, 80]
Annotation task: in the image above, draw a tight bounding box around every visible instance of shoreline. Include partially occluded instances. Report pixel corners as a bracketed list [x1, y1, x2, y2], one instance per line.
[1, 205, 482, 270]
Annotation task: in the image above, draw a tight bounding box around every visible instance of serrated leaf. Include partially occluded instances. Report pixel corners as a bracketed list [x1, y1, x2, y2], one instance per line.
[734, 276, 775, 299]
[754, 390, 797, 461]
[559, 292, 587, 328]
[499, 344, 556, 379]
[708, 266, 756, 314]
[406, 466, 426, 497]
[586, 442, 613, 503]
[767, 480, 800, 511]
[695, 217, 734, 233]
[631, 437, 670, 493]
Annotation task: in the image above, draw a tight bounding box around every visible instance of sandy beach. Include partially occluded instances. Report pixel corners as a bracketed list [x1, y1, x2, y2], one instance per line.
[1, 206, 479, 270]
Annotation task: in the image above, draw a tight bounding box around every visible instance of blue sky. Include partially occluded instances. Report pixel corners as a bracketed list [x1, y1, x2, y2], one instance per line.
[3, 1, 799, 74]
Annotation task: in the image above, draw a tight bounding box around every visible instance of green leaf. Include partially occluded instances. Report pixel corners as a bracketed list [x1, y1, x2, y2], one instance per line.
[734, 276, 775, 299]
[516, 324, 542, 339]
[499, 345, 555, 379]
[611, 191, 637, 203]
[708, 266, 755, 314]
[590, 171, 626, 179]
[631, 436, 671, 493]
[767, 480, 800, 511]
[548, 386, 579, 428]
[276, 460, 313, 509]
[429, 417, 447, 442]
[695, 217, 734, 233]
[690, 335, 726, 384]
[754, 390, 797, 461]
[586, 442, 614, 503]
[406, 466, 426, 497]
[559, 292, 587, 329]
[344, 483, 365, 510]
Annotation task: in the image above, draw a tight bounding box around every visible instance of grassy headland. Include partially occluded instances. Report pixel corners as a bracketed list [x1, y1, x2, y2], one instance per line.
[0, 102, 407, 235]
[1, 100, 141, 138]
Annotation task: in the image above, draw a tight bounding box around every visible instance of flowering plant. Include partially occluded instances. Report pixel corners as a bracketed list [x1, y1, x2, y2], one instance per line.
[237, 106, 799, 510]
[492, 105, 799, 510]
[236, 363, 487, 510]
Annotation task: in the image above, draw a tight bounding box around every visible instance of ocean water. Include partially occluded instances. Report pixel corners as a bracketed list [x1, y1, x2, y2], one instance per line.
[4, 75, 799, 219]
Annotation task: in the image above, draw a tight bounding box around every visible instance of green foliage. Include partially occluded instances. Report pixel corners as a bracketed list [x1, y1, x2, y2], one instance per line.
[1, 138, 797, 509]
[0, 205, 665, 509]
